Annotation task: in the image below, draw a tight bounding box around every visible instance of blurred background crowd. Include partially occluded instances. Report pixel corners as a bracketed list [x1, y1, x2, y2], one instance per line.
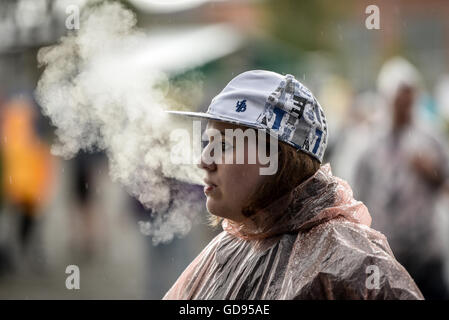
[1, 0, 449, 299]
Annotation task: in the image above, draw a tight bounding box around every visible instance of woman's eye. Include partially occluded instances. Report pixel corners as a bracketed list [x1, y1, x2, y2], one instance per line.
[202, 139, 232, 151]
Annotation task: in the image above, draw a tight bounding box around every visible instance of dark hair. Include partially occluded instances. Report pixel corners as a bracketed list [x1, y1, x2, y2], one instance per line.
[208, 137, 321, 227]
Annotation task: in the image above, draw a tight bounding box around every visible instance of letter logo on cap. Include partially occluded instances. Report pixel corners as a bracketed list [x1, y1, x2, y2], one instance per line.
[235, 99, 247, 112]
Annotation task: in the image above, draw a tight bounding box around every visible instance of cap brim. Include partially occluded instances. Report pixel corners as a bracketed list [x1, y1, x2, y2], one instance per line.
[165, 110, 265, 130]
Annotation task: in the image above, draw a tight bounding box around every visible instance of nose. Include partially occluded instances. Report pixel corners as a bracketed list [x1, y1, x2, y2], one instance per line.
[197, 143, 217, 172]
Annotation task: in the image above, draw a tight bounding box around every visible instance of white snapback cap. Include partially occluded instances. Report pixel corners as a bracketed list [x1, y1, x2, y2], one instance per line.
[167, 70, 328, 163]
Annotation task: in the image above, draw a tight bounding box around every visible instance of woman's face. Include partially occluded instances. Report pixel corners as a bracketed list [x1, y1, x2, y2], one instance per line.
[198, 121, 267, 222]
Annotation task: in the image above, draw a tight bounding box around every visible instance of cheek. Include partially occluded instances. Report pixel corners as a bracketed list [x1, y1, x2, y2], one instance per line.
[222, 164, 265, 204]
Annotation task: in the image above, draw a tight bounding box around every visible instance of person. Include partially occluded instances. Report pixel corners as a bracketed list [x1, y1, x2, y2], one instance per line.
[164, 70, 423, 299]
[354, 58, 449, 299]
[0, 97, 54, 254]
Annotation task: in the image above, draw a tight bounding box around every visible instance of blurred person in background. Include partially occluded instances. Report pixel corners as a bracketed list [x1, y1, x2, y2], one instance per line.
[354, 57, 449, 299]
[69, 151, 103, 260]
[434, 75, 449, 142]
[434, 74, 449, 286]
[0, 96, 54, 270]
[330, 90, 385, 187]
[0, 93, 10, 276]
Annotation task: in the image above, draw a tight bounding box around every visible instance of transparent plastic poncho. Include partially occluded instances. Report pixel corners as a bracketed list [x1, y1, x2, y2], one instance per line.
[164, 164, 423, 300]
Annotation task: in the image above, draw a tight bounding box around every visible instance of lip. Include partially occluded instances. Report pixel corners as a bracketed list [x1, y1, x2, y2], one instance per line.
[203, 179, 217, 196]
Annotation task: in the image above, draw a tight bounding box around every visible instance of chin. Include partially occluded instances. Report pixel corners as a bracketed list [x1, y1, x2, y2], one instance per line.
[206, 199, 244, 222]
[206, 198, 225, 219]
[205, 198, 218, 215]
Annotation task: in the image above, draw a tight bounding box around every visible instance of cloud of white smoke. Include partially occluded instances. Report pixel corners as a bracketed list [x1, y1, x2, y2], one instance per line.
[35, 1, 205, 245]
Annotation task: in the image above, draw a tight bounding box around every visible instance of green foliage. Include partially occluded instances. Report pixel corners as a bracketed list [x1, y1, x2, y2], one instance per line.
[263, 0, 352, 51]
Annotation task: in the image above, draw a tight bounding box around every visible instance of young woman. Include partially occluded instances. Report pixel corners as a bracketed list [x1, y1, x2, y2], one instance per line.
[164, 70, 423, 299]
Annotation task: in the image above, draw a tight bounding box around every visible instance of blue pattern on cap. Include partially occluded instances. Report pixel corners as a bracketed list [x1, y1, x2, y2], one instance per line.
[256, 74, 328, 163]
